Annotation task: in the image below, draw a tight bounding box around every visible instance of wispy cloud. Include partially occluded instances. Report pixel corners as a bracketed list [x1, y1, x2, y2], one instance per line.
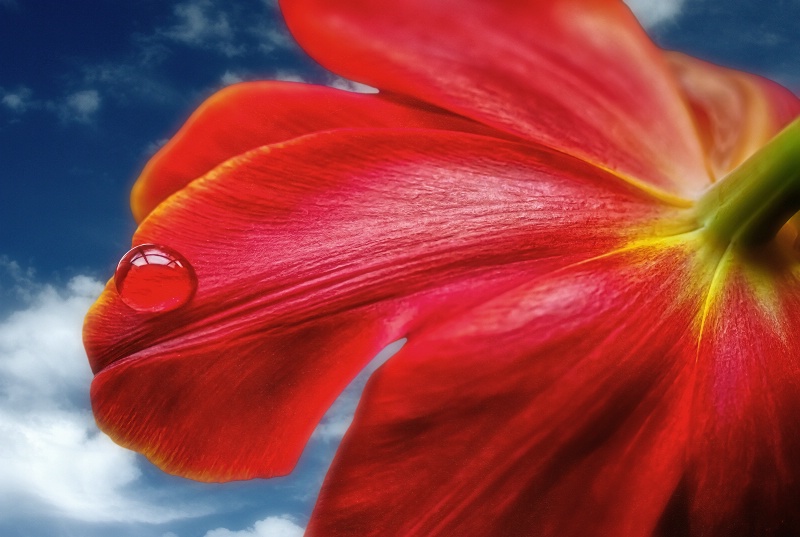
[82, 61, 180, 105]
[162, 0, 243, 57]
[214, 69, 307, 87]
[1, 87, 35, 113]
[220, 70, 245, 85]
[1, 0, 357, 136]
[1, 86, 102, 124]
[145, 0, 294, 60]
[249, 20, 295, 54]
[0, 256, 38, 306]
[57, 89, 102, 123]
[144, 137, 171, 156]
[215, 70, 377, 95]
[328, 77, 378, 94]
[623, 0, 687, 30]
[203, 515, 305, 537]
[71, 0, 299, 113]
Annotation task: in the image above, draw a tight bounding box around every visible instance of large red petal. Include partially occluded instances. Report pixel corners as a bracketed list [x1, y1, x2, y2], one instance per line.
[85, 130, 688, 482]
[667, 52, 800, 181]
[131, 82, 501, 221]
[280, 0, 710, 198]
[308, 239, 712, 537]
[684, 246, 800, 536]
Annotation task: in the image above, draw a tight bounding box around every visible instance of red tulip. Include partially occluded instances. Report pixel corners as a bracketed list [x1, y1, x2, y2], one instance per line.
[83, 0, 800, 535]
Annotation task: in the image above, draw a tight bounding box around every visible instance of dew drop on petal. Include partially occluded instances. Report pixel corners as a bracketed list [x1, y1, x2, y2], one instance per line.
[115, 244, 197, 313]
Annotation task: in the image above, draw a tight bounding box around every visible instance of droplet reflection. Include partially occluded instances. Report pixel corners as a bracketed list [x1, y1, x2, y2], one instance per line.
[115, 244, 197, 313]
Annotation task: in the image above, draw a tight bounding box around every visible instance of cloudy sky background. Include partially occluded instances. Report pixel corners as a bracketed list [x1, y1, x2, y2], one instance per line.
[0, 1, 798, 536]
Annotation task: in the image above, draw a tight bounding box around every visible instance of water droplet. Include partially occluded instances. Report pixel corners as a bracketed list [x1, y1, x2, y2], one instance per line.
[115, 244, 197, 313]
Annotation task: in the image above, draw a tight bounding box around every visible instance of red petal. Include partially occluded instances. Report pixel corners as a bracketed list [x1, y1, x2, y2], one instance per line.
[308, 240, 711, 537]
[280, 0, 710, 197]
[84, 130, 687, 481]
[685, 248, 800, 535]
[131, 82, 501, 221]
[667, 52, 800, 180]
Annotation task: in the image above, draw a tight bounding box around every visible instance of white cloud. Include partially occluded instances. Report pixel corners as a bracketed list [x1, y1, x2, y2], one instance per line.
[1, 86, 105, 124]
[242, 74, 376, 94]
[221, 70, 245, 85]
[1, 87, 35, 113]
[0, 256, 38, 304]
[58, 89, 101, 122]
[67, 89, 101, 115]
[250, 22, 294, 54]
[154, 0, 295, 58]
[145, 137, 170, 156]
[271, 71, 307, 84]
[0, 262, 400, 532]
[2, 93, 25, 111]
[0, 271, 203, 524]
[0, 86, 107, 125]
[163, 0, 243, 57]
[65, 0, 297, 112]
[0, 277, 100, 408]
[327, 78, 379, 94]
[204, 515, 305, 537]
[623, 0, 686, 30]
[0, 408, 156, 522]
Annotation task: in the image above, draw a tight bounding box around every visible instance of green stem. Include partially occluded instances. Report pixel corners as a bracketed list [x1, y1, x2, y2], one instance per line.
[699, 117, 800, 246]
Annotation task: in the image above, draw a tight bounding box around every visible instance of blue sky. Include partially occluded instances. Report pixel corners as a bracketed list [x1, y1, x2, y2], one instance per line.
[0, 1, 797, 536]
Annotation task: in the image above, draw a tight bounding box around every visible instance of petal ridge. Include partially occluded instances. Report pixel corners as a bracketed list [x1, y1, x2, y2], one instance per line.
[86, 129, 685, 482]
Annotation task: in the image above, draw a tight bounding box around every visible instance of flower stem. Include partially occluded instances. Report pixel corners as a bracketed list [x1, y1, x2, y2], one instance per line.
[699, 116, 800, 246]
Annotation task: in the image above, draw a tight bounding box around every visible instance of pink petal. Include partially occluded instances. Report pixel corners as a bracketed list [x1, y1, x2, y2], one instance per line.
[667, 52, 800, 180]
[84, 129, 686, 481]
[280, 0, 711, 198]
[686, 247, 800, 535]
[131, 81, 502, 221]
[308, 239, 711, 536]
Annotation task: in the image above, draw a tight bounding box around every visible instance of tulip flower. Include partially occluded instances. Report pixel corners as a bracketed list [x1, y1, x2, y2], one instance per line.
[83, 0, 800, 535]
